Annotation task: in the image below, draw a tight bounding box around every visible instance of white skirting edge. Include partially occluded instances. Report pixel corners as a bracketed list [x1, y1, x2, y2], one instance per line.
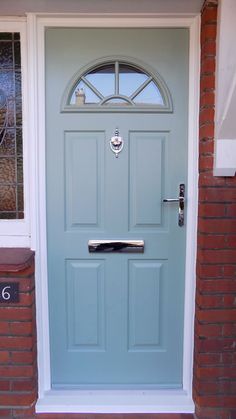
[36, 389, 195, 413]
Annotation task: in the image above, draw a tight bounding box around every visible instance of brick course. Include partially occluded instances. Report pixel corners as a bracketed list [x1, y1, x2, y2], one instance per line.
[0, 250, 37, 418]
[193, 1, 236, 418]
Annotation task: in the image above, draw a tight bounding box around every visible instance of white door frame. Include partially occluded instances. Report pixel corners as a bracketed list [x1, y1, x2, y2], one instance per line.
[27, 13, 200, 413]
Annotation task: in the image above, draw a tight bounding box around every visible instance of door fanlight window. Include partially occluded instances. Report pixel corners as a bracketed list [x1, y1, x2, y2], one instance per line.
[62, 59, 173, 112]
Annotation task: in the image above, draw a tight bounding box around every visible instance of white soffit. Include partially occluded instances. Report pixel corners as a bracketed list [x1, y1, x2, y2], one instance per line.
[0, 0, 204, 15]
[214, 0, 236, 176]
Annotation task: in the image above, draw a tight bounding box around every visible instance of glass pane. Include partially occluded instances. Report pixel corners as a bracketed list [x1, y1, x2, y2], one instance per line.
[0, 71, 14, 97]
[0, 212, 17, 219]
[0, 42, 13, 69]
[0, 33, 12, 41]
[0, 129, 15, 156]
[15, 71, 22, 125]
[0, 157, 16, 183]
[0, 88, 7, 108]
[133, 81, 164, 105]
[6, 99, 15, 127]
[70, 81, 100, 105]
[119, 64, 148, 97]
[0, 33, 23, 219]
[17, 156, 23, 183]
[0, 185, 16, 211]
[104, 98, 130, 105]
[85, 64, 115, 97]
[16, 128, 23, 155]
[14, 41, 21, 68]
[17, 185, 24, 211]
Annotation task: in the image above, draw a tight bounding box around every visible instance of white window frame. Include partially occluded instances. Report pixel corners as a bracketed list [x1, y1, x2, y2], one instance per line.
[27, 13, 200, 413]
[0, 18, 30, 247]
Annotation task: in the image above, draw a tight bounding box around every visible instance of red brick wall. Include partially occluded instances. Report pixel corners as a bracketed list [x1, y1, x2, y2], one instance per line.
[193, 1, 236, 418]
[0, 249, 37, 418]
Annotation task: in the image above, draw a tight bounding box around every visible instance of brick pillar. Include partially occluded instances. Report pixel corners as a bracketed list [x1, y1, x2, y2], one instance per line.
[194, 1, 236, 418]
[0, 249, 37, 418]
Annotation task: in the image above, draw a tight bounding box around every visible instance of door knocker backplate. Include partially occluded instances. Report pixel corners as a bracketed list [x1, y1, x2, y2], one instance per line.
[110, 128, 124, 158]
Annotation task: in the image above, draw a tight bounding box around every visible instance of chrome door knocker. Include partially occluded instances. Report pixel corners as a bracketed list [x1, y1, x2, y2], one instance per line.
[110, 128, 124, 158]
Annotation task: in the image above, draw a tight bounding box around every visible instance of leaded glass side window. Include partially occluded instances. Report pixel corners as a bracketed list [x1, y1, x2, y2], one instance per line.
[0, 33, 23, 219]
[63, 59, 172, 112]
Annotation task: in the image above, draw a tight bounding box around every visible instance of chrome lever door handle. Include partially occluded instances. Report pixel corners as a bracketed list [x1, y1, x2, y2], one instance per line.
[163, 184, 185, 227]
[163, 198, 179, 203]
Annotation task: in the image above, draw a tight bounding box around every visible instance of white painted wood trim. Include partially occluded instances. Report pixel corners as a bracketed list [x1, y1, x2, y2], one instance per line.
[28, 13, 200, 413]
[182, 15, 200, 396]
[214, 0, 236, 177]
[0, 18, 30, 247]
[27, 13, 51, 397]
[214, 139, 236, 176]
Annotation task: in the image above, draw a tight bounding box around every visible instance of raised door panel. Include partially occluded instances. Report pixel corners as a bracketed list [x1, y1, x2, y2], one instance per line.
[129, 132, 167, 230]
[65, 131, 104, 230]
[66, 260, 105, 351]
[128, 260, 165, 352]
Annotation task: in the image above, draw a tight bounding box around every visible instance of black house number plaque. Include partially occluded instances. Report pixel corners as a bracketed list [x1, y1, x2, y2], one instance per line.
[0, 283, 19, 303]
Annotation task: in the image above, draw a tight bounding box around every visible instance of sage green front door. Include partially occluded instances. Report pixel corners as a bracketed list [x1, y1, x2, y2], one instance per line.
[46, 28, 189, 388]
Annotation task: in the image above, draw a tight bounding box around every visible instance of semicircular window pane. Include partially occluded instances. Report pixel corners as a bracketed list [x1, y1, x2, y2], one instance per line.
[133, 81, 164, 105]
[67, 59, 171, 111]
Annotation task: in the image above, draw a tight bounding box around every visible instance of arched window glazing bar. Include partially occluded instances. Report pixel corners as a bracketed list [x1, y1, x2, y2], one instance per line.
[62, 57, 173, 113]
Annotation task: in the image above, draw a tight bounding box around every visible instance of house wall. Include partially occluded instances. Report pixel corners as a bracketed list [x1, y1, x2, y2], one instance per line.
[0, 0, 236, 418]
[214, 0, 236, 176]
[0, 249, 37, 418]
[193, 1, 236, 417]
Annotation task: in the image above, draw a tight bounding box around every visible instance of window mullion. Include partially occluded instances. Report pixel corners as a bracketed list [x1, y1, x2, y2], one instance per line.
[130, 76, 153, 100]
[115, 61, 119, 95]
[81, 76, 104, 100]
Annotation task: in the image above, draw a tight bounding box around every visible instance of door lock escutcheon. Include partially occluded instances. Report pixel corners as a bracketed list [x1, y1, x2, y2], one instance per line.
[163, 184, 185, 227]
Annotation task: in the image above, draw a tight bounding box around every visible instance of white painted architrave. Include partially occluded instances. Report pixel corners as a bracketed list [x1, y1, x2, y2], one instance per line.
[0, 18, 30, 247]
[214, 139, 236, 176]
[214, 0, 236, 176]
[28, 13, 200, 414]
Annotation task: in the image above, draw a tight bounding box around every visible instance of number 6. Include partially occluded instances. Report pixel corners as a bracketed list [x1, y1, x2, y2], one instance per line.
[2, 286, 11, 300]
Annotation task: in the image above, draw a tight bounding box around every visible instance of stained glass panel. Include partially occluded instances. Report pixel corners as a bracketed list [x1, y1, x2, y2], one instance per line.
[0, 33, 23, 219]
